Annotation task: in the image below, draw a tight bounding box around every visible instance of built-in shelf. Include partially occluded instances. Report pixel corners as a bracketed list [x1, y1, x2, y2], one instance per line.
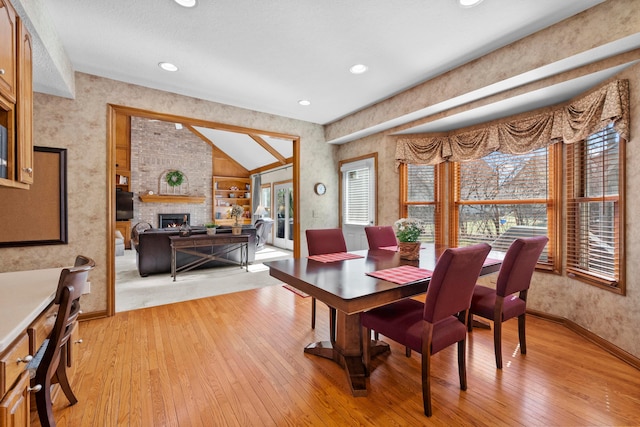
[139, 194, 206, 204]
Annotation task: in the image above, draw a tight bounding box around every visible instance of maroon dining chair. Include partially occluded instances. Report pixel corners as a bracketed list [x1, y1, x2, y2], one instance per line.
[364, 225, 398, 249]
[306, 228, 347, 342]
[468, 236, 548, 369]
[361, 243, 491, 417]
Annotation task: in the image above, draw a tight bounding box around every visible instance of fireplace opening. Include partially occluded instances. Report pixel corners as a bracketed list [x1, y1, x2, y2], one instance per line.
[159, 213, 190, 228]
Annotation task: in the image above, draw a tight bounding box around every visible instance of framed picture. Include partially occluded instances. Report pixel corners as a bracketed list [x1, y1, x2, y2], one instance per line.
[0, 147, 68, 247]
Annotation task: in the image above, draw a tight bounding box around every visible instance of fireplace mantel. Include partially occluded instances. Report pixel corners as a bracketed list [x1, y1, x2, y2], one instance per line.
[139, 194, 206, 204]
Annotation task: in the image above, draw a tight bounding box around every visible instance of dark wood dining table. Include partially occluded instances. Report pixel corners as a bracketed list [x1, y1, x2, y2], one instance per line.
[264, 243, 503, 396]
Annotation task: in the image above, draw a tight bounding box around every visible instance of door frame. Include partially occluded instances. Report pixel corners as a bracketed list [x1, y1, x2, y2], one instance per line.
[106, 104, 300, 316]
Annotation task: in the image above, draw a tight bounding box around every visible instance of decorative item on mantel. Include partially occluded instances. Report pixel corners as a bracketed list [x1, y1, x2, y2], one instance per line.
[159, 169, 189, 195]
[230, 205, 244, 235]
[394, 218, 424, 260]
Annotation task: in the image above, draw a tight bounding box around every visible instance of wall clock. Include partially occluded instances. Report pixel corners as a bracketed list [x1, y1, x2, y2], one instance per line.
[314, 183, 326, 195]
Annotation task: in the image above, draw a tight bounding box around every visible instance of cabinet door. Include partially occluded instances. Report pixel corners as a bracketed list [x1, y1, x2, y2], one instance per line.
[0, 0, 16, 103]
[0, 371, 30, 427]
[15, 18, 31, 185]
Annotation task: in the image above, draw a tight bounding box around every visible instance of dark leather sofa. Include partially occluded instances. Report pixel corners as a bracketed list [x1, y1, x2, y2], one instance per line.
[135, 226, 257, 277]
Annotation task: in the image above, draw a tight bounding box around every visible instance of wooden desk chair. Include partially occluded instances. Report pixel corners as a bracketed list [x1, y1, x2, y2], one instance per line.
[31, 256, 95, 427]
[364, 225, 397, 249]
[361, 243, 491, 417]
[306, 228, 347, 342]
[468, 236, 548, 368]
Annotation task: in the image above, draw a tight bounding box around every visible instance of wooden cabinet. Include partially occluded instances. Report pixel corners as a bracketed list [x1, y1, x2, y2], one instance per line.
[0, 0, 17, 103]
[213, 176, 252, 225]
[0, 300, 82, 427]
[0, 334, 30, 427]
[0, 0, 32, 189]
[115, 221, 131, 249]
[15, 18, 31, 185]
[0, 372, 29, 427]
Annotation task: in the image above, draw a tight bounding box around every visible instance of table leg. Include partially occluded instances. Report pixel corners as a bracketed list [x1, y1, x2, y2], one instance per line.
[303, 311, 376, 397]
[171, 247, 176, 282]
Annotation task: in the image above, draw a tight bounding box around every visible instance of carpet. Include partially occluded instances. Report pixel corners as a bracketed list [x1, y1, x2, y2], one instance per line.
[283, 284, 309, 298]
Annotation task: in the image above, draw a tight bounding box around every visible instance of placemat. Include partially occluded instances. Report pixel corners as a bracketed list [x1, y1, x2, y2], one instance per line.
[308, 252, 364, 263]
[379, 245, 398, 251]
[484, 257, 502, 266]
[366, 265, 433, 285]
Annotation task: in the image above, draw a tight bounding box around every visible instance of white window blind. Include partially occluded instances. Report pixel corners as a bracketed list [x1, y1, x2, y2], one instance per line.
[566, 125, 621, 286]
[342, 158, 374, 225]
[404, 164, 437, 243]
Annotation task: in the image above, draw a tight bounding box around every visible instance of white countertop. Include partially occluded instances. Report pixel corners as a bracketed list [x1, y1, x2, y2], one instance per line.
[0, 268, 62, 353]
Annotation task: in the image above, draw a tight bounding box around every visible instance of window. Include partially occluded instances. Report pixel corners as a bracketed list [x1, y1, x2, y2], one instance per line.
[400, 163, 440, 243]
[566, 124, 623, 290]
[341, 158, 374, 226]
[452, 147, 556, 269]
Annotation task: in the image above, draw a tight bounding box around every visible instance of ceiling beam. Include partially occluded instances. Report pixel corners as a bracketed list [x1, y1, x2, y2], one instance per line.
[249, 134, 287, 165]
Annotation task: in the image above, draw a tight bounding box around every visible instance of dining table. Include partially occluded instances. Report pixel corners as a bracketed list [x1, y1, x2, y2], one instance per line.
[264, 243, 503, 396]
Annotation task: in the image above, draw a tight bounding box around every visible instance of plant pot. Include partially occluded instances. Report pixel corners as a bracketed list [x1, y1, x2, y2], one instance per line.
[398, 242, 421, 260]
[206, 228, 217, 236]
[232, 225, 242, 235]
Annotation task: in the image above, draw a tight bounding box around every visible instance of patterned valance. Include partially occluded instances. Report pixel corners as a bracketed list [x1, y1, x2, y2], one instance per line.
[395, 79, 629, 166]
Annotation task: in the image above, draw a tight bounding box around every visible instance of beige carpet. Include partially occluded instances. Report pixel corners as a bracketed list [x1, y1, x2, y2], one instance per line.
[115, 245, 292, 312]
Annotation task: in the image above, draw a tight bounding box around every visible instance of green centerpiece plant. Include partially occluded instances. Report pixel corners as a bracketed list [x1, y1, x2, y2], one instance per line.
[394, 218, 423, 260]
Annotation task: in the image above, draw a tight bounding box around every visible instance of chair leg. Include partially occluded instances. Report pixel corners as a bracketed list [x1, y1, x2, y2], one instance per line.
[457, 338, 467, 391]
[494, 320, 503, 369]
[35, 377, 55, 427]
[374, 331, 379, 340]
[311, 297, 316, 329]
[518, 313, 527, 355]
[55, 357, 78, 405]
[421, 351, 432, 417]
[467, 313, 474, 332]
[329, 307, 336, 343]
[405, 347, 411, 357]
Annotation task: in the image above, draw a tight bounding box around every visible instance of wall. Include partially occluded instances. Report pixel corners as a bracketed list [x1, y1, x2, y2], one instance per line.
[0, 72, 333, 315]
[335, 28, 640, 360]
[131, 117, 213, 228]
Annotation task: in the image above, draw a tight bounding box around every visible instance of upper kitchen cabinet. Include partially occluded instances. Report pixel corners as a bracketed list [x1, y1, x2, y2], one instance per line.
[0, 0, 33, 189]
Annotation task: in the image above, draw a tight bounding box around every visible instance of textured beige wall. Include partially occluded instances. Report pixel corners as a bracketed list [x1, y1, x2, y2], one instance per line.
[0, 72, 334, 314]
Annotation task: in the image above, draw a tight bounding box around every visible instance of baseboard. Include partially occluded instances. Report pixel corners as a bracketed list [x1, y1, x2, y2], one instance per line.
[79, 309, 109, 322]
[528, 309, 640, 371]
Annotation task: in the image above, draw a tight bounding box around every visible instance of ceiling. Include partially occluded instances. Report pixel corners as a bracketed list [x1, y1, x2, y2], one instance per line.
[17, 0, 638, 170]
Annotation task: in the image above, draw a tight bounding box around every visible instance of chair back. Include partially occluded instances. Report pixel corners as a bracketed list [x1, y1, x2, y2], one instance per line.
[40, 258, 95, 378]
[496, 236, 548, 297]
[306, 228, 347, 255]
[424, 243, 491, 323]
[364, 226, 397, 249]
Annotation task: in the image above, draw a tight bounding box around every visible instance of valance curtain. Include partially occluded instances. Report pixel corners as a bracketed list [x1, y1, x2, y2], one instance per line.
[395, 79, 630, 167]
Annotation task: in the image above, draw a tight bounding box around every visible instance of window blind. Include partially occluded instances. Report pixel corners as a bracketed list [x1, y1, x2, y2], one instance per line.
[566, 125, 621, 287]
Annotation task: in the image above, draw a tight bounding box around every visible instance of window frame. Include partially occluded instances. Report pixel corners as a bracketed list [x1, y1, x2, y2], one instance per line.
[565, 126, 625, 294]
[449, 144, 561, 274]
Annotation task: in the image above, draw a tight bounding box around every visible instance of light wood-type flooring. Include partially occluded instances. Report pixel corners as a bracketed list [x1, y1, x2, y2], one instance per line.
[36, 285, 640, 426]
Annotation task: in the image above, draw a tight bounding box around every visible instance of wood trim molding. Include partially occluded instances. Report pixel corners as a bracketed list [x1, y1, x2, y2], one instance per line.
[139, 194, 206, 204]
[527, 308, 640, 371]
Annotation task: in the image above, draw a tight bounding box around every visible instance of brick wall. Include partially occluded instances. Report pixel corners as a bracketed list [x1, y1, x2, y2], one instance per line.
[131, 117, 212, 227]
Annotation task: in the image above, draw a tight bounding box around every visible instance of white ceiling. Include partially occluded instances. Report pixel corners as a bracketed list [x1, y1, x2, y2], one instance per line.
[18, 0, 637, 170]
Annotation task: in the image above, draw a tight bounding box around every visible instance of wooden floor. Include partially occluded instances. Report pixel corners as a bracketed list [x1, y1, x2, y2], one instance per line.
[37, 285, 640, 426]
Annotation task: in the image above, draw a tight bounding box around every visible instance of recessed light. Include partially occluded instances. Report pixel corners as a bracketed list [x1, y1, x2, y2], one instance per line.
[459, 0, 483, 7]
[349, 64, 368, 74]
[159, 62, 178, 72]
[298, 100, 311, 106]
[174, 0, 197, 7]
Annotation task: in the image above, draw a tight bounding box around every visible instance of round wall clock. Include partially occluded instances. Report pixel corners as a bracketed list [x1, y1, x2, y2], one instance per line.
[314, 183, 326, 195]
